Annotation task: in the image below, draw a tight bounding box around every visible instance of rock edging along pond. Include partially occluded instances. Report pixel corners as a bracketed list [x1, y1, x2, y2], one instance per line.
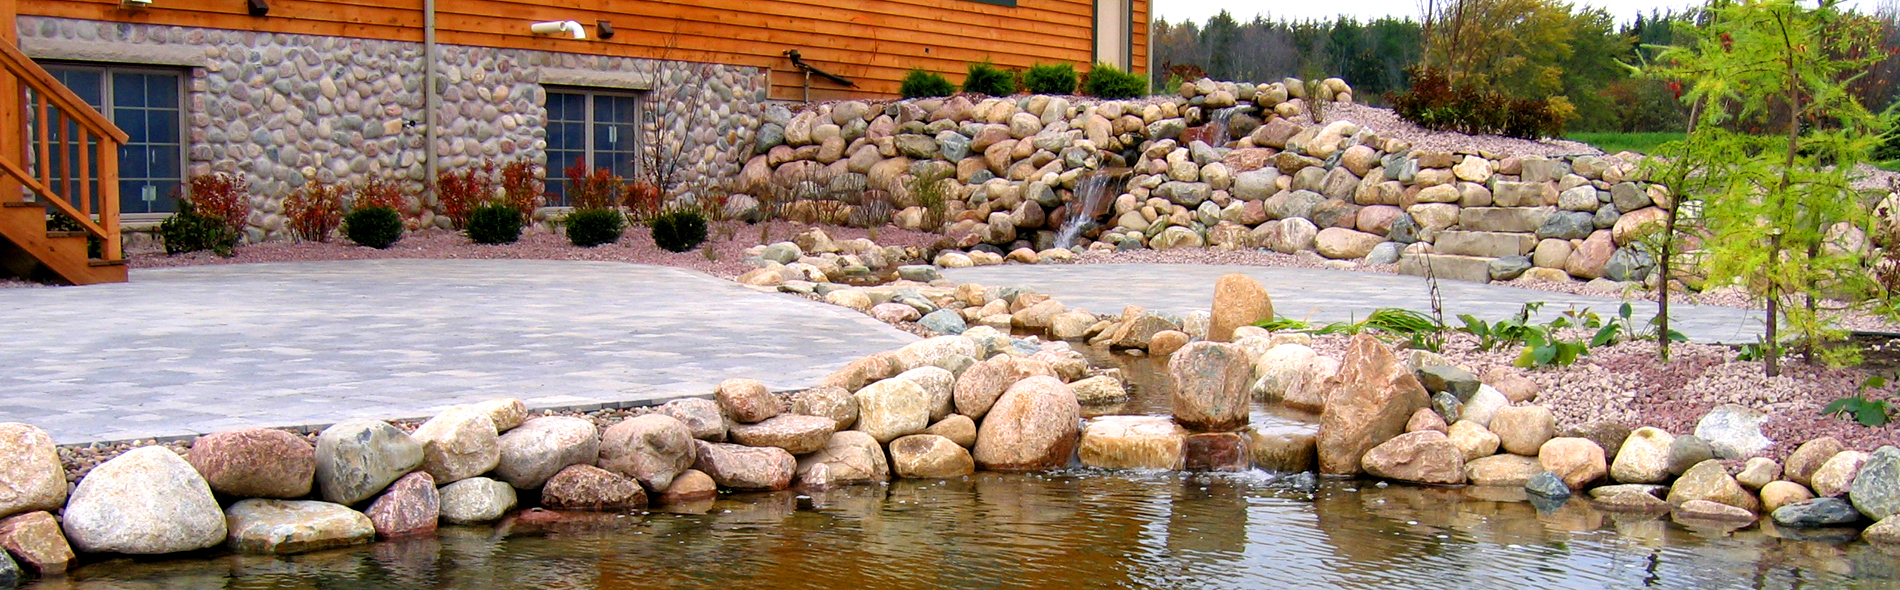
[1, 277, 1898, 584]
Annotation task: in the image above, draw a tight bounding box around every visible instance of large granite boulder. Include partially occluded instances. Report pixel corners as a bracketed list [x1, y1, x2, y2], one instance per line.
[729, 414, 837, 455]
[973, 376, 1082, 471]
[1610, 427, 1675, 484]
[409, 406, 501, 485]
[1694, 404, 1772, 460]
[791, 386, 859, 431]
[1318, 335, 1431, 475]
[494, 416, 599, 490]
[187, 428, 316, 499]
[1170, 342, 1253, 432]
[1813, 451, 1870, 497]
[598, 414, 698, 492]
[716, 378, 781, 423]
[1079, 416, 1190, 470]
[1538, 437, 1607, 489]
[1785, 437, 1846, 487]
[854, 377, 933, 443]
[0, 424, 66, 519]
[0, 511, 73, 574]
[692, 441, 797, 491]
[1667, 459, 1761, 513]
[890, 435, 976, 478]
[656, 398, 728, 442]
[470, 398, 528, 432]
[1361, 431, 1466, 485]
[1208, 273, 1274, 342]
[895, 366, 958, 422]
[1490, 405, 1555, 456]
[437, 477, 516, 524]
[224, 499, 374, 555]
[540, 465, 648, 511]
[954, 356, 1020, 419]
[794, 431, 891, 489]
[62, 447, 227, 554]
[365, 472, 438, 539]
[1851, 446, 1900, 521]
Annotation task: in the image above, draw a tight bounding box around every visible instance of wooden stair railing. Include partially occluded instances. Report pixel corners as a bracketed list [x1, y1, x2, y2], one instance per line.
[0, 37, 129, 285]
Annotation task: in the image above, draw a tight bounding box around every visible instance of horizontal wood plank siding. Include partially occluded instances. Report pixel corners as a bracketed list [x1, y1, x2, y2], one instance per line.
[23, 0, 1149, 100]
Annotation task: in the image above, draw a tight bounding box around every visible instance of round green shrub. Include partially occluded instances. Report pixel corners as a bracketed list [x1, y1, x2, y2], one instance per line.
[1023, 63, 1077, 95]
[565, 208, 626, 248]
[465, 202, 523, 245]
[343, 206, 404, 249]
[900, 68, 955, 99]
[961, 61, 1017, 96]
[157, 203, 238, 257]
[1083, 63, 1148, 99]
[649, 208, 708, 253]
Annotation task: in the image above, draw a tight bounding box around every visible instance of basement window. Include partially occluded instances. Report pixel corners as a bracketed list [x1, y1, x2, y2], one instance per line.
[40, 64, 185, 216]
[544, 88, 640, 207]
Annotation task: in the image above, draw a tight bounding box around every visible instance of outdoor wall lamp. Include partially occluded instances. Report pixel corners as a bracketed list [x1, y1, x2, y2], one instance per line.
[248, 0, 269, 16]
[530, 21, 587, 40]
[120, 0, 152, 10]
[596, 20, 615, 40]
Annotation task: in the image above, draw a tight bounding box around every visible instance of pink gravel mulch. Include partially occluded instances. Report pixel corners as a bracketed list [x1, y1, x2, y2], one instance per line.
[127, 220, 943, 281]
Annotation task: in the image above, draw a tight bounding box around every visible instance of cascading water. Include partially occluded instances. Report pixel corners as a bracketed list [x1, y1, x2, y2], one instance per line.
[1055, 168, 1131, 249]
[1203, 106, 1239, 146]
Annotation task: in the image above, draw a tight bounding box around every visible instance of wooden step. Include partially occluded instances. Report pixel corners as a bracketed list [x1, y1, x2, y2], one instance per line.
[46, 230, 85, 238]
[2, 201, 42, 208]
[88, 258, 126, 267]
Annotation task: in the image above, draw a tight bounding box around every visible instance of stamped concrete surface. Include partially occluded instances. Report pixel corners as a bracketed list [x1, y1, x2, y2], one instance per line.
[1, 259, 918, 445]
[945, 263, 1765, 344]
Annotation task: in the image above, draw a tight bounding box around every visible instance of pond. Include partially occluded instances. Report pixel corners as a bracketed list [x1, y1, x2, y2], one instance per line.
[30, 345, 1900, 589]
[44, 470, 1899, 590]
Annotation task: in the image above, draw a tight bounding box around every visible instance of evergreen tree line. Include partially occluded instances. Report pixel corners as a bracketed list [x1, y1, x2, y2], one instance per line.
[1151, 2, 1900, 133]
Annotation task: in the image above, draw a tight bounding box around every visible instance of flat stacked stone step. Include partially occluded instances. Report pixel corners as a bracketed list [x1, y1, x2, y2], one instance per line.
[1459, 207, 1553, 234]
[1434, 231, 1535, 258]
[1397, 253, 1495, 284]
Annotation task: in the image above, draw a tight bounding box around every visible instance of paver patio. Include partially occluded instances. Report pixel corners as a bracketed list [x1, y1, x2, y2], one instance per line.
[0, 259, 919, 444]
[945, 263, 1767, 345]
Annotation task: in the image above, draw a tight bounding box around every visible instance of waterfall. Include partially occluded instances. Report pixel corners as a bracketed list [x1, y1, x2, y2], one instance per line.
[1055, 168, 1131, 249]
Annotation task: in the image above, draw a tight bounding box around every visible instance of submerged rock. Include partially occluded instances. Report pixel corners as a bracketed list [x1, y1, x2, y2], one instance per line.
[225, 499, 374, 555]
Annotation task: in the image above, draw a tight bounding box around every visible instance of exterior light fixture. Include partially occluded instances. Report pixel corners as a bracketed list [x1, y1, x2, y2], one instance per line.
[120, 0, 152, 9]
[529, 20, 587, 40]
[596, 20, 614, 40]
[248, 0, 269, 16]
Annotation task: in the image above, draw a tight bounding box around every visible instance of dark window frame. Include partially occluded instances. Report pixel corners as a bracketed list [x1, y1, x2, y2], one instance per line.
[543, 86, 643, 207]
[37, 62, 188, 217]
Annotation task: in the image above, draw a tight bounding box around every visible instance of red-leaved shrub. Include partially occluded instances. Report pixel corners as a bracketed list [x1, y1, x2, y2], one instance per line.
[183, 173, 251, 234]
[498, 159, 544, 222]
[1387, 66, 1572, 140]
[283, 180, 345, 242]
[563, 157, 624, 211]
[352, 177, 408, 212]
[436, 161, 498, 229]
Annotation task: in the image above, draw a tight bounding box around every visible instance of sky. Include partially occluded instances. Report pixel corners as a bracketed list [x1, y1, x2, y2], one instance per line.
[1152, 0, 1889, 25]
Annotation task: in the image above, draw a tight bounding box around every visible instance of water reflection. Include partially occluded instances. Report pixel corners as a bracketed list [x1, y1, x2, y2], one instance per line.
[38, 472, 1900, 590]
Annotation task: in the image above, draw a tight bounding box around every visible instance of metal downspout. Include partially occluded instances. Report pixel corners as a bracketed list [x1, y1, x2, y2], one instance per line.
[423, 0, 439, 195]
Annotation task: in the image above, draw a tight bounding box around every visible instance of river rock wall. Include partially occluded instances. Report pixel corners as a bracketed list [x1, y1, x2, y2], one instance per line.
[738, 77, 1666, 285]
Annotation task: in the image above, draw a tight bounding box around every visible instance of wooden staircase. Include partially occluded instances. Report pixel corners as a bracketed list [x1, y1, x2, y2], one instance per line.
[0, 15, 128, 286]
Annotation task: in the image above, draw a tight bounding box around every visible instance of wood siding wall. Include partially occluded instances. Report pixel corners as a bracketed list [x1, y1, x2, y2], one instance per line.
[23, 0, 1149, 102]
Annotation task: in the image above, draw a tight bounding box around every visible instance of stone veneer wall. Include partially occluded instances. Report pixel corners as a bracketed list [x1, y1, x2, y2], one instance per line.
[18, 16, 768, 243]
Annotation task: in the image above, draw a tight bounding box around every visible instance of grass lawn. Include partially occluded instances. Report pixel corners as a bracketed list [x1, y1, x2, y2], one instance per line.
[1564, 132, 1686, 156]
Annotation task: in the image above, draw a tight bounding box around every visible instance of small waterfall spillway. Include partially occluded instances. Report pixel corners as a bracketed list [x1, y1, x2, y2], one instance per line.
[1202, 106, 1239, 146]
[1056, 168, 1132, 249]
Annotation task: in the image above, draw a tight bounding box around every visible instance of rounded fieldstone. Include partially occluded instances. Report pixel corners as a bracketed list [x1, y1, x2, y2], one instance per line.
[598, 414, 698, 492]
[728, 414, 837, 455]
[438, 478, 516, 525]
[188, 428, 316, 499]
[365, 472, 438, 539]
[656, 398, 728, 442]
[62, 447, 227, 554]
[494, 416, 600, 490]
[0, 424, 66, 519]
[692, 441, 796, 491]
[224, 499, 375, 555]
[717, 378, 781, 424]
[890, 434, 976, 478]
[410, 406, 501, 485]
[540, 465, 647, 511]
